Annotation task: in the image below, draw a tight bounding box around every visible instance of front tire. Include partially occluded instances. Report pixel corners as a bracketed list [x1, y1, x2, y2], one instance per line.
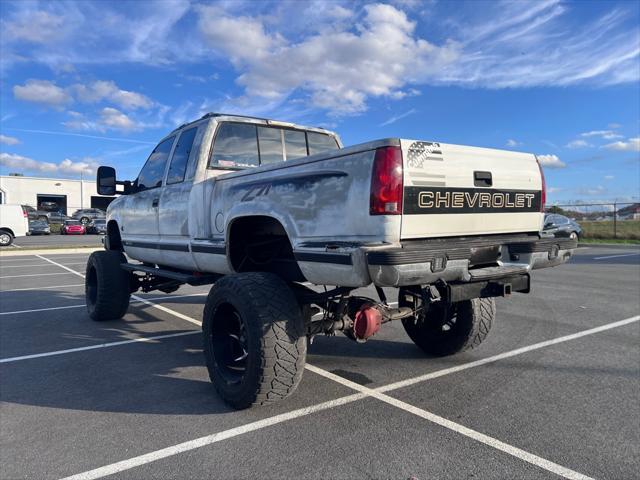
[399, 288, 495, 356]
[85, 250, 131, 321]
[203, 272, 307, 409]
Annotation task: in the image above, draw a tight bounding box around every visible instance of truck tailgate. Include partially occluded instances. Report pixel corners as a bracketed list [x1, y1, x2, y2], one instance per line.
[400, 139, 544, 239]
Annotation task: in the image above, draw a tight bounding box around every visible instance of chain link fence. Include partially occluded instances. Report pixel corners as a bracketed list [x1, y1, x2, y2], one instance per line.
[546, 202, 640, 240]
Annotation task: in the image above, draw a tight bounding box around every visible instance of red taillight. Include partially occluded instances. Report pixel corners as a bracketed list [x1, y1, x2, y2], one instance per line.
[536, 158, 546, 212]
[370, 146, 403, 215]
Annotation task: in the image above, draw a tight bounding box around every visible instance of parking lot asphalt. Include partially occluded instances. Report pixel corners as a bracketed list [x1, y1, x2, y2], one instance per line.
[0, 246, 638, 480]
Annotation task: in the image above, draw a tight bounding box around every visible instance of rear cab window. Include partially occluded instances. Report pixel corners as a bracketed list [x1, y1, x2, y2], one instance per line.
[209, 122, 339, 169]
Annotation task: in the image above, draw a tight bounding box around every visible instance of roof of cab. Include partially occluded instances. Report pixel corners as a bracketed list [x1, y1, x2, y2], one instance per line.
[170, 112, 337, 137]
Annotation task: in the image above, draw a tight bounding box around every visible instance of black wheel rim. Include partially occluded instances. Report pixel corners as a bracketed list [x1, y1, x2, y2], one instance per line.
[86, 265, 97, 306]
[210, 303, 248, 384]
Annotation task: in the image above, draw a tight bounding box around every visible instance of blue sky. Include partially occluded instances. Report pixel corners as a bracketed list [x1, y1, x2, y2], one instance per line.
[0, 0, 638, 204]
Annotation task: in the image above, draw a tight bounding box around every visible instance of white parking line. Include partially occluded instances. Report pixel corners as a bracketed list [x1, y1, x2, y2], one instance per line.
[0, 272, 78, 279]
[593, 253, 640, 260]
[57, 313, 639, 480]
[0, 292, 207, 316]
[377, 315, 640, 393]
[306, 365, 594, 480]
[36, 255, 204, 327]
[0, 262, 86, 269]
[0, 284, 85, 292]
[59, 393, 367, 480]
[0, 331, 199, 363]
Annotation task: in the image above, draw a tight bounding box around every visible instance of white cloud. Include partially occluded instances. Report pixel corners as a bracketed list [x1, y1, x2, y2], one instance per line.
[0, 134, 20, 145]
[608, 123, 621, 129]
[580, 130, 623, 139]
[566, 139, 591, 149]
[604, 175, 615, 180]
[2, 11, 66, 44]
[71, 80, 153, 110]
[0, 153, 98, 175]
[99, 107, 139, 131]
[13, 79, 72, 107]
[506, 139, 521, 147]
[198, 3, 460, 114]
[63, 108, 141, 133]
[537, 154, 566, 168]
[15, 78, 154, 111]
[547, 187, 562, 194]
[602, 137, 640, 152]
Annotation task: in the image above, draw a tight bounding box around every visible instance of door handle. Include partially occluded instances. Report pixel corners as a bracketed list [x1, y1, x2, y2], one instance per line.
[152, 198, 159, 208]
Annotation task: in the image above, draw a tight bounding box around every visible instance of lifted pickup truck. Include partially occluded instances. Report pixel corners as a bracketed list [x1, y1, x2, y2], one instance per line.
[89, 112, 575, 409]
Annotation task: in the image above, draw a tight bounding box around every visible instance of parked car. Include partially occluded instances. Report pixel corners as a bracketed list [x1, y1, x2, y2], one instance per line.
[72, 208, 106, 225]
[28, 219, 51, 235]
[61, 220, 86, 235]
[89, 112, 576, 409]
[0, 204, 29, 246]
[22, 205, 69, 224]
[543, 213, 582, 240]
[22, 205, 50, 221]
[86, 218, 107, 235]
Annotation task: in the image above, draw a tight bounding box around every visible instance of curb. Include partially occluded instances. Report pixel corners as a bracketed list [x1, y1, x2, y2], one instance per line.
[0, 247, 102, 257]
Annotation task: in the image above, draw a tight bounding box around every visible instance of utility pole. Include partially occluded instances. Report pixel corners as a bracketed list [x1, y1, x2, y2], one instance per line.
[80, 171, 84, 210]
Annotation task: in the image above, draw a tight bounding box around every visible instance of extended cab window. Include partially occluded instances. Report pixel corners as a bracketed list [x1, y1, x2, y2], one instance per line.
[284, 129, 307, 160]
[307, 132, 339, 155]
[210, 123, 259, 168]
[137, 136, 175, 190]
[257, 126, 284, 164]
[167, 127, 198, 184]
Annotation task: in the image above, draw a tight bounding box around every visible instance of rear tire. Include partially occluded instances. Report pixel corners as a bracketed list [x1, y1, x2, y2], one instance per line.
[399, 288, 495, 356]
[85, 250, 131, 321]
[203, 272, 307, 409]
[80, 216, 90, 225]
[0, 230, 14, 247]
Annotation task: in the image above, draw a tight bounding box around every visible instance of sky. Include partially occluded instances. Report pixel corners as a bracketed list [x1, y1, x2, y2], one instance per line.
[0, 0, 638, 205]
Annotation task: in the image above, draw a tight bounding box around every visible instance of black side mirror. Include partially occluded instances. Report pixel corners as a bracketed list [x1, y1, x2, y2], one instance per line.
[97, 166, 117, 196]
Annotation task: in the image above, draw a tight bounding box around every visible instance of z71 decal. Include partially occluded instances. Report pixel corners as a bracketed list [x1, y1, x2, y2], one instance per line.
[404, 186, 541, 214]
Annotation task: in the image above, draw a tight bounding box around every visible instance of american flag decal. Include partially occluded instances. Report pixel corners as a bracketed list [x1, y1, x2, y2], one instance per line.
[406, 141, 443, 168]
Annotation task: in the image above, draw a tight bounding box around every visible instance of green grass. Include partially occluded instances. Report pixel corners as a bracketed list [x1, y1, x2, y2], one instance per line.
[580, 220, 640, 240]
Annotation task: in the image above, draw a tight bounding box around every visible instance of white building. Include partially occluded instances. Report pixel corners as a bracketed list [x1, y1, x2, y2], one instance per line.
[0, 175, 115, 214]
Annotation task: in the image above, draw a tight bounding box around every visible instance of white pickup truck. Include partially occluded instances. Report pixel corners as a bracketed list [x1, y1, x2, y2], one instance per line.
[89, 113, 575, 409]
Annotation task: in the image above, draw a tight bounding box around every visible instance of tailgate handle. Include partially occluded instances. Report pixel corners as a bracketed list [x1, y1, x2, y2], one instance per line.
[474, 171, 492, 187]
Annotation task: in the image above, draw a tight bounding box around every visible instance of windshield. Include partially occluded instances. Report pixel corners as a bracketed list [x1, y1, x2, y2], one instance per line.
[65, 221, 81, 226]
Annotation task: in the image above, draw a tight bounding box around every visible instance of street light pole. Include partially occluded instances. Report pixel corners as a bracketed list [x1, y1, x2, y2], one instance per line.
[80, 171, 84, 210]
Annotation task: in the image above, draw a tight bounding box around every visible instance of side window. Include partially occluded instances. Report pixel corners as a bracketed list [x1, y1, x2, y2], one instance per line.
[210, 123, 258, 168]
[307, 132, 339, 155]
[257, 126, 284, 164]
[137, 136, 175, 190]
[284, 130, 307, 160]
[167, 127, 198, 185]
